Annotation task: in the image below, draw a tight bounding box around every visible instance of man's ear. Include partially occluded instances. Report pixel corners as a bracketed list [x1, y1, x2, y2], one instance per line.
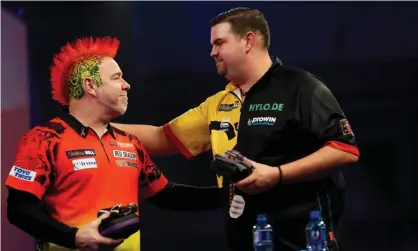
[82, 77, 97, 97]
[243, 31, 256, 53]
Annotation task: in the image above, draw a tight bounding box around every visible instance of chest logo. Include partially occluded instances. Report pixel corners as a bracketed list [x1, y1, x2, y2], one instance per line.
[108, 141, 135, 149]
[72, 158, 97, 171]
[66, 149, 96, 159]
[248, 103, 284, 112]
[116, 160, 138, 168]
[218, 101, 239, 112]
[247, 117, 276, 126]
[113, 150, 137, 160]
[209, 118, 239, 140]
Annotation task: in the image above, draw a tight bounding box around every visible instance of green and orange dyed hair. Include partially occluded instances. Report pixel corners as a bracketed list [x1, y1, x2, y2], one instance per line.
[50, 37, 120, 105]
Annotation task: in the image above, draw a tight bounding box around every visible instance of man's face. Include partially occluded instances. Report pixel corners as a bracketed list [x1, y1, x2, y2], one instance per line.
[210, 22, 246, 79]
[96, 57, 130, 116]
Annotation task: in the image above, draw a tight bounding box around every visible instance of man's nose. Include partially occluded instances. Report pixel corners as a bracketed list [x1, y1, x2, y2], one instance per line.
[210, 47, 218, 57]
[122, 80, 130, 90]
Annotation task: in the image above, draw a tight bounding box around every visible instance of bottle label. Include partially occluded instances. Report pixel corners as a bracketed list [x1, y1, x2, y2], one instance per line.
[306, 226, 327, 250]
[253, 231, 260, 244]
[253, 229, 273, 245]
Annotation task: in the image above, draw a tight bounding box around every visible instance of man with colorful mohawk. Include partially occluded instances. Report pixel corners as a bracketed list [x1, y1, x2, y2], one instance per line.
[5, 37, 225, 251]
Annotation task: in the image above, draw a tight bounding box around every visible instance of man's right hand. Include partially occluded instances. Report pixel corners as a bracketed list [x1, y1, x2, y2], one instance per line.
[75, 212, 124, 251]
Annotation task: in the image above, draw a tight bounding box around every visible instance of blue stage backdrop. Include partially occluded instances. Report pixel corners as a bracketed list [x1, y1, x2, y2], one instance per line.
[1, 1, 418, 251]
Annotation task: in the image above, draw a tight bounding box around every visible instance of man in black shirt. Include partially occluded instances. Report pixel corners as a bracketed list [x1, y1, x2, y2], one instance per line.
[209, 8, 359, 251]
[113, 7, 359, 251]
[228, 59, 359, 251]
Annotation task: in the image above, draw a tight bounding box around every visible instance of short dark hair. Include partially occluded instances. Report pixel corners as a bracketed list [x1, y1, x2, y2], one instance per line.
[209, 7, 270, 49]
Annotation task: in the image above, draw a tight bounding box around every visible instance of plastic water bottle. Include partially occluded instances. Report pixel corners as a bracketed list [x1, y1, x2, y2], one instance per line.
[253, 214, 274, 251]
[306, 211, 328, 251]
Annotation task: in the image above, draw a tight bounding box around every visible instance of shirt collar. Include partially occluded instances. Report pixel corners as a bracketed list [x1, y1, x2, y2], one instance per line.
[224, 56, 283, 91]
[58, 108, 116, 139]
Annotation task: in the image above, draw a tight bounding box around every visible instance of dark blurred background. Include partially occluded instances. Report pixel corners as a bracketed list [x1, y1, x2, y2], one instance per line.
[1, 1, 418, 251]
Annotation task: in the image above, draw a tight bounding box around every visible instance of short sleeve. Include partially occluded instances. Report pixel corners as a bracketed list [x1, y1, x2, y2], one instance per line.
[4, 128, 56, 200]
[162, 98, 212, 159]
[135, 141, 168, 200]
[297, 74, 360, 156]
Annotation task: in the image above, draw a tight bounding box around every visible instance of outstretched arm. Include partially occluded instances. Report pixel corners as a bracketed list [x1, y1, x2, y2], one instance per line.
[112, 97, 213, 159]
[111, 123, 179, 156]
[136, 137, 226, 211]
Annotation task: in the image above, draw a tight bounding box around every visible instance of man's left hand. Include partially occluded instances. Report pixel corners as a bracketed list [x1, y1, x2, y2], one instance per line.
[234, 159, 281, 195]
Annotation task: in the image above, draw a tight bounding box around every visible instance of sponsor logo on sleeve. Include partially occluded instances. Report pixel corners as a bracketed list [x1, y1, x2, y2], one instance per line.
[9, 166, 36, 182]
[66, 149, 96, 159]
[339, 119, 354, 136]
[72, 158, 97, 171]
[113, 150, 137, 160]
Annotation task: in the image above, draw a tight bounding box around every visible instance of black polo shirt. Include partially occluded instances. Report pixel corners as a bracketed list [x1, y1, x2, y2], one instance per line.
[233, 58, 359, 216]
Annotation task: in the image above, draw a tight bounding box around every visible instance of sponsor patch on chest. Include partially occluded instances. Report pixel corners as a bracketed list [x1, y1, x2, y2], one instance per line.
[108, 141, 135, 149]
[66, 149, 96, 159]
[113, 150, 137, 160]
[218, 101, 239, 112]
[248, 103, 284, 112]
[116, 160, 138, 168]
[72, 158, 97, 171]
[247, 116, 277, 126]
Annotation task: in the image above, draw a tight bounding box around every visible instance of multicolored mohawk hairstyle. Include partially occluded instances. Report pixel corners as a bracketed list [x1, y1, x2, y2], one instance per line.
[50, 37, 120, 105]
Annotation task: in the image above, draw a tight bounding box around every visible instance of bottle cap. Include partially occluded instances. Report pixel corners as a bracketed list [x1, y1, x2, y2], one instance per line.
[257, 214, 267, 221]
[310, 210, 321, 219]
